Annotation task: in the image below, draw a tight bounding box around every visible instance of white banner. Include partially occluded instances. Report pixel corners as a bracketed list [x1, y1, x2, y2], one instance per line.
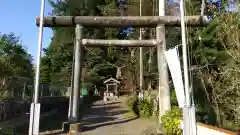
[164, 47, 185, 108]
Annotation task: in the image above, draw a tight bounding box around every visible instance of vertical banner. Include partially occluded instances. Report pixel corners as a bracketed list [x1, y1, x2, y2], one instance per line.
[164, 47, 185, 108]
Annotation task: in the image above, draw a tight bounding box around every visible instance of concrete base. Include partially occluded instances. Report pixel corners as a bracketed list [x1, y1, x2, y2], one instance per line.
[62, 122, 70, 132]
[69, 123, 81, 135]
[62, 122, 81, 134]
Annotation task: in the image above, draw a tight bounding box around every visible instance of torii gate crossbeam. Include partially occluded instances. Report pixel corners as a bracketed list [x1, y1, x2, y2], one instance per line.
[36, 16, 207, 27]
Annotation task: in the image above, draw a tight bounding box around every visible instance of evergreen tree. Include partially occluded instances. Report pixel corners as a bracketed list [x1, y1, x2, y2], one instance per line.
[0, 33, 33, 96]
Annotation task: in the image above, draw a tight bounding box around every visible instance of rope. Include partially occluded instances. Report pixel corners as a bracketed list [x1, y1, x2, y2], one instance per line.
[82, 44, 158, 69]
[116, 67, 122, 79]
[80, 0, 149, 79]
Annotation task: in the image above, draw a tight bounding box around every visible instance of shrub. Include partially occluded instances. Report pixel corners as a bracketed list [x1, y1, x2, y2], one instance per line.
[138, 98, 153, 118]
[151, 90, 178, 120]
[126, 96, 139, 116]
[170, 90, 178, 106]
[0, 126, 14, 135]
[161, 106, 182, 135]
[126, 96, 137, 108]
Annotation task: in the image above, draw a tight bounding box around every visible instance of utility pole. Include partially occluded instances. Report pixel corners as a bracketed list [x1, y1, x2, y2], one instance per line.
[157, 0, 171, 125]
[179, 0, 197, 134]
[29, 0, 45, 134]
[139, 0, 143, 95]
[148, 0, 156, 90]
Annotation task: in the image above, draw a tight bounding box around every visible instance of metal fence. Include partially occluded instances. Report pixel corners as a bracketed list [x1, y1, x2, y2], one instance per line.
[0, 76, 68, 100]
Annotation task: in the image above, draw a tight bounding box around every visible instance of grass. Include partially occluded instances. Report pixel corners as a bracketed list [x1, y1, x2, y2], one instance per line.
[0, 126, 13, 135]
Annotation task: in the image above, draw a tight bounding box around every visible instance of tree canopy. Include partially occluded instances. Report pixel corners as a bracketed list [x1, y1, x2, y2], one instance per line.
[0, 33, 33, 97]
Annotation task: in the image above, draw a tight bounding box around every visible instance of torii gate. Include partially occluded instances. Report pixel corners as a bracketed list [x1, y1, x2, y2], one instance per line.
[32, 12, 207, 135]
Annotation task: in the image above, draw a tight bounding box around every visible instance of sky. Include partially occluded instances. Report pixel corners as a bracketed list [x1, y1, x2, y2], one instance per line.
[0, 0, 53, 62]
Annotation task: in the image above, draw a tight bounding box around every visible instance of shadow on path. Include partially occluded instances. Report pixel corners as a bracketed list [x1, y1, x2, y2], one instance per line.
[80, 100, 139, 133]
[93, 101, 121, 106]
[81, 116, 139, 132]
[22, 97, 158, 135]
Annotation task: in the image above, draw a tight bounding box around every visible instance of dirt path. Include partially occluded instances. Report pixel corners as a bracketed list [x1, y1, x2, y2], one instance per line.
[38, 96, 159, 135]
[80, 97, 158, 135]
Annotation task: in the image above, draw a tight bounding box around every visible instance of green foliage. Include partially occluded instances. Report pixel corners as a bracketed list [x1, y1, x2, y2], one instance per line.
[44, 0, 173, 93]
[41, 0, 117, 90]
[0, 126, 14, 135]
[190, 13, 240, 131]
[170, 90, 178, 106]
[0, 33, 33, 97]
[138, 98, 153, 118]
[126, 96, 139, 115]
[161, 106, 182, 135]
[185, 0, 201, 15]
[126, 96, 154, 117]
[0, 33, 33, 78]
[126, 96, 137, 108]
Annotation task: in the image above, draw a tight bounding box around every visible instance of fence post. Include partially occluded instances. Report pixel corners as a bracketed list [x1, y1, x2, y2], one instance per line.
[40, 85, 43, 97]
[22, 82, 26, 99]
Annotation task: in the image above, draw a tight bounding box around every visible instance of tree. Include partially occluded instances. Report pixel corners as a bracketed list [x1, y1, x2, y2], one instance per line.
[0, 33, 33, 97]
[40, 0, 112, 91]
[42, 0, 185, 91]
[187, 3, 240, 130]
[161, 0, 240, 131]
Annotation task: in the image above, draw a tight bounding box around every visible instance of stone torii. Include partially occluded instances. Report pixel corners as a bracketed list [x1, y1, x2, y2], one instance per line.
[34, 15, 207, 134]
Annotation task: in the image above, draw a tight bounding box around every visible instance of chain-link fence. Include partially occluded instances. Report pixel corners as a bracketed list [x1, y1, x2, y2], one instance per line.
[0, 76, 68, 100]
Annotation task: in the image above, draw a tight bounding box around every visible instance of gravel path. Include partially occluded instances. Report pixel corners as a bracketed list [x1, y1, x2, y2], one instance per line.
[80, 97, 158, 135]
